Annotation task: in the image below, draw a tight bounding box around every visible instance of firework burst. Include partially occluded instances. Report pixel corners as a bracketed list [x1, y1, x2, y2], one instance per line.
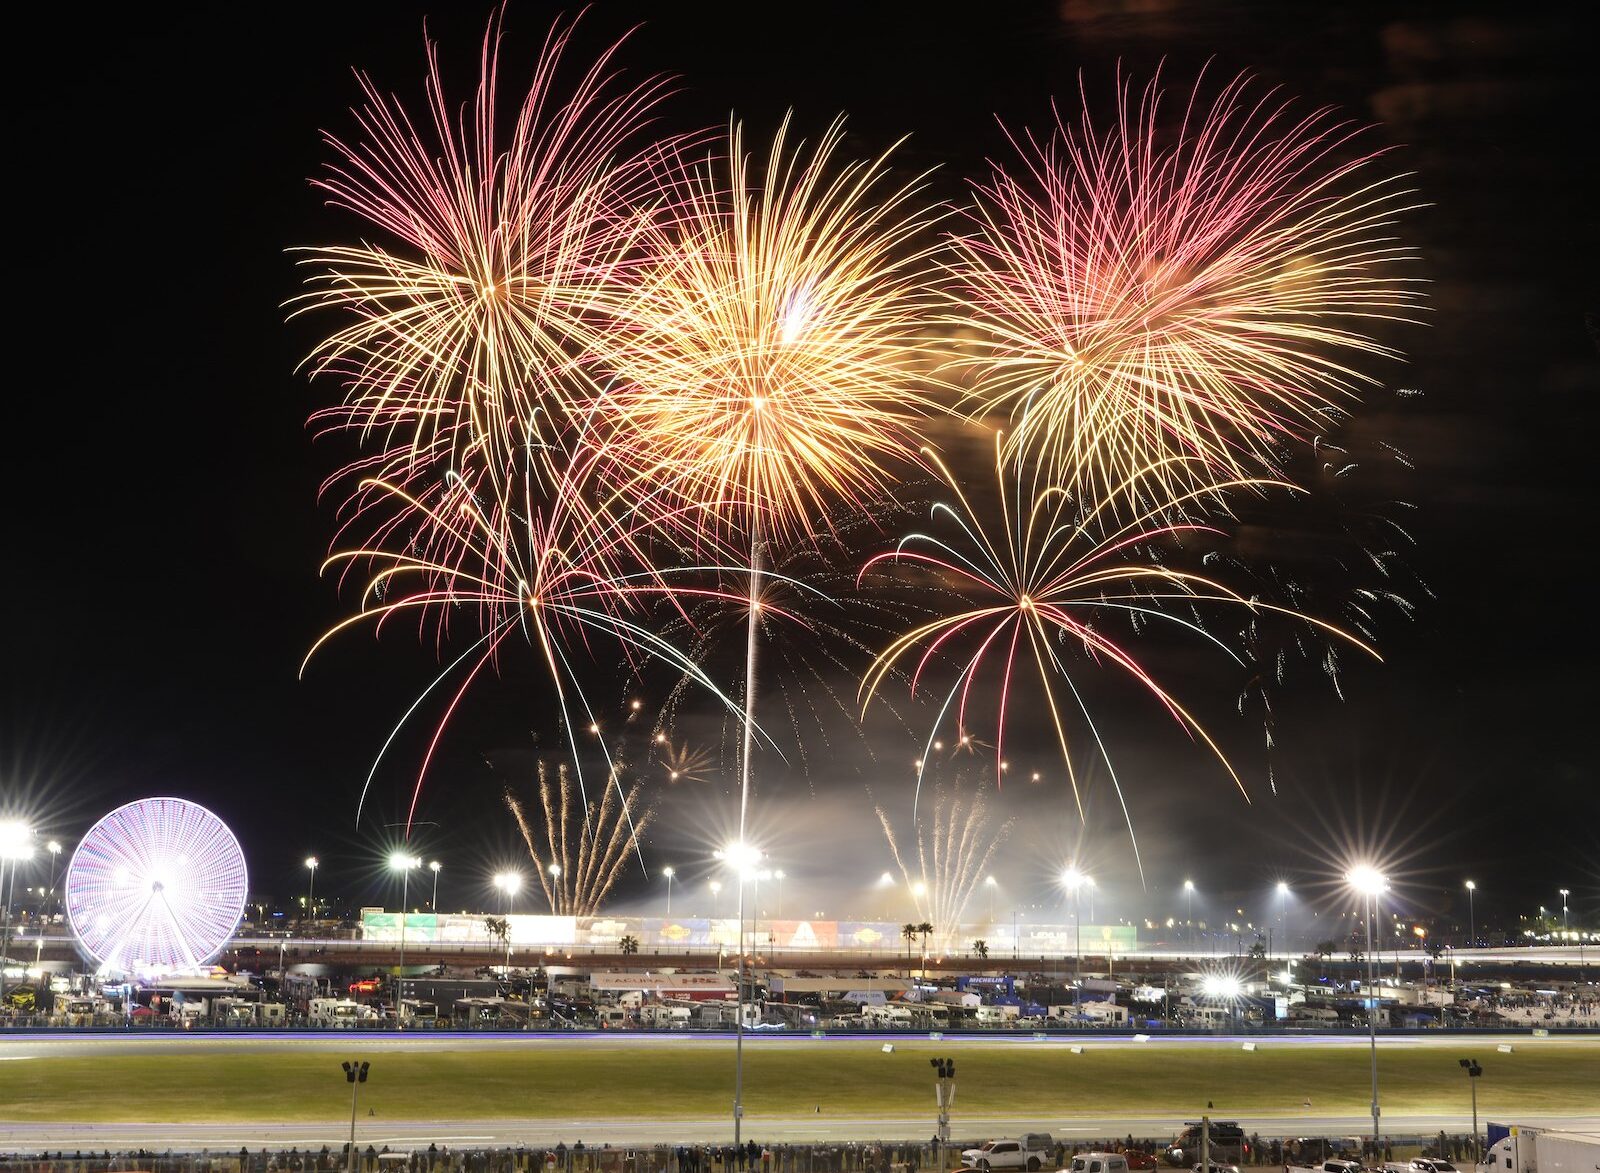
[292, 12, 678, 482]
[596, 115, 941, 545]
[507, 758, 652, 916]
[948, 68, 1424, 511]
[300, 423, 776, 828]
[860, 426, 1379, 872]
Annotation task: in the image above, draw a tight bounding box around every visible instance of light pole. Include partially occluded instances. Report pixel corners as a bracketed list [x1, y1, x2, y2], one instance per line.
[493, 871, 522, 916]
[1559, 889, 1570, 937]
[1459, 1058, 1483, 1159]
[1465, 880, 1476, 950]
[714, 840, 763, 1148]
[1062, 868, 1088, 1012]
[429, 861, 442, 912]
[0, 821, 34, 1007]
[492, 872, 520, 971]
[36, 841, 62, 965]
[1276, 882, 1290, 959]
[341, 1059, 370, 1173]
[1347, 865, 1387, 1154]
[663, 866, 675, 918]
[304, 857, 319, 931]
[931, 1056, 956, 1169]
[1184, 880, 1195, 954]
[388, 852, 419, 1019]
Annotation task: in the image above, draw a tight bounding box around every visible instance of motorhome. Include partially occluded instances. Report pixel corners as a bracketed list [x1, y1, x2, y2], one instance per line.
[1076, 1000, 1128, 1025]
[212, 997, 262, 1027]
[863, 1003, 914, 1027]
[308, 997, 378, 1028]
[398, 998, 439, 1027]
[639, 1003, 692, 1028]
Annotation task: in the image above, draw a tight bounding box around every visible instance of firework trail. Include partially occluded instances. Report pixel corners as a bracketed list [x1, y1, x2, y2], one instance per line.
[593, 115, 940, 844]
[292, 11, 682, 510]
[859, 423, 1380, 873]
[947, 68, 1424, 512]
[877, 781, 1014, 954]
[506, 758, 653, 916]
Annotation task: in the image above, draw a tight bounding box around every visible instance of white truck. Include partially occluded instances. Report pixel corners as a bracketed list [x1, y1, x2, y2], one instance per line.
[1387, 1161, 1462, 1173]
[960, 1135, 1055, 1172]
[1477, 1128, 1600, 1173]
[1288, 1160, 1362, 1173]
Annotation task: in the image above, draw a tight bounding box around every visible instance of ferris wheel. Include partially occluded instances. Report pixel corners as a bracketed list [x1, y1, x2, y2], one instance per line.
[65, 797, 248, 974]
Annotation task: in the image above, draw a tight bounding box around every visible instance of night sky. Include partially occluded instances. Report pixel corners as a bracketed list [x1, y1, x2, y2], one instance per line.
[5, 2, 1595, 932]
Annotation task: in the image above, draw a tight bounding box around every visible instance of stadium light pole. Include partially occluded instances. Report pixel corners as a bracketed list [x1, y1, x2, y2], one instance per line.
[388, 852, 419, 1020]
[1062, 867, 1088, 1011]
[1276, 881, 1290, 959]
[429, 861, 441, 912]
[35, 840, 63, 965]
[304, 857, 319, 931]
[1184, 880, 1195, 954]
[0, 821, 34, 1007]
[1459, 1058, 1483, 1160]
[714, 840, 763, 1147]
[1559, 889, 1570, 936]
[663, 866, 675, 918]
[1347, 865, 1387, 1153]
[341, 1059, 370, 1173]
[492, 871, 521, 916]
[1465, 880, 1477, 950]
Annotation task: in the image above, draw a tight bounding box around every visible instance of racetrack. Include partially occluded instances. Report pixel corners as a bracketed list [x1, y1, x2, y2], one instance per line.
[1, 1031, 1595, 1150]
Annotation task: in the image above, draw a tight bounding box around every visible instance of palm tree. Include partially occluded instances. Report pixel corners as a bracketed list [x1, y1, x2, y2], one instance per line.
[619, 934, 640, 956]
[973, 938, 989, 960]
[485, 916, 511, 972]
[917, 921, 935, 974]
[1310, 939, 1336, 983]
[902, 923, 918, 976]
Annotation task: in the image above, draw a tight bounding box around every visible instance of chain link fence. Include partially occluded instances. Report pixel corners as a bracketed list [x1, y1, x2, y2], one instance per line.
[0, 1134, 1487, 1173]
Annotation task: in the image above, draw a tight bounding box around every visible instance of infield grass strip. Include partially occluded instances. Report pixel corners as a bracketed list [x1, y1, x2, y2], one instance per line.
[3, 1040, 1595, 1123]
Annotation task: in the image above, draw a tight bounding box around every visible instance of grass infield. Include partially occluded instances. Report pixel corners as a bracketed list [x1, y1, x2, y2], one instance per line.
[3, 1038, 1595, 1124]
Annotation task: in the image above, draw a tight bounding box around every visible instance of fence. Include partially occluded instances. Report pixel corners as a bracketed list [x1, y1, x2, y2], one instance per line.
[0, 1134, 1487, 1172]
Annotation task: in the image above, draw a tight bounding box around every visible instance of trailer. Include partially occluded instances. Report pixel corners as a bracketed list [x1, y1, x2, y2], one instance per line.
[1477, 1128, 1600, 1173]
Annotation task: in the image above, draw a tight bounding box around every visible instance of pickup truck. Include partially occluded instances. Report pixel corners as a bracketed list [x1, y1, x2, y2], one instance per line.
[1386, 1162, 1458, 1173]
[960, 1134, 1055, 1171]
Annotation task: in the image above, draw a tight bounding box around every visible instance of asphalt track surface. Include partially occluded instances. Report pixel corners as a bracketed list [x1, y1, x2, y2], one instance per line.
[2, 1032, 1597, 1151]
